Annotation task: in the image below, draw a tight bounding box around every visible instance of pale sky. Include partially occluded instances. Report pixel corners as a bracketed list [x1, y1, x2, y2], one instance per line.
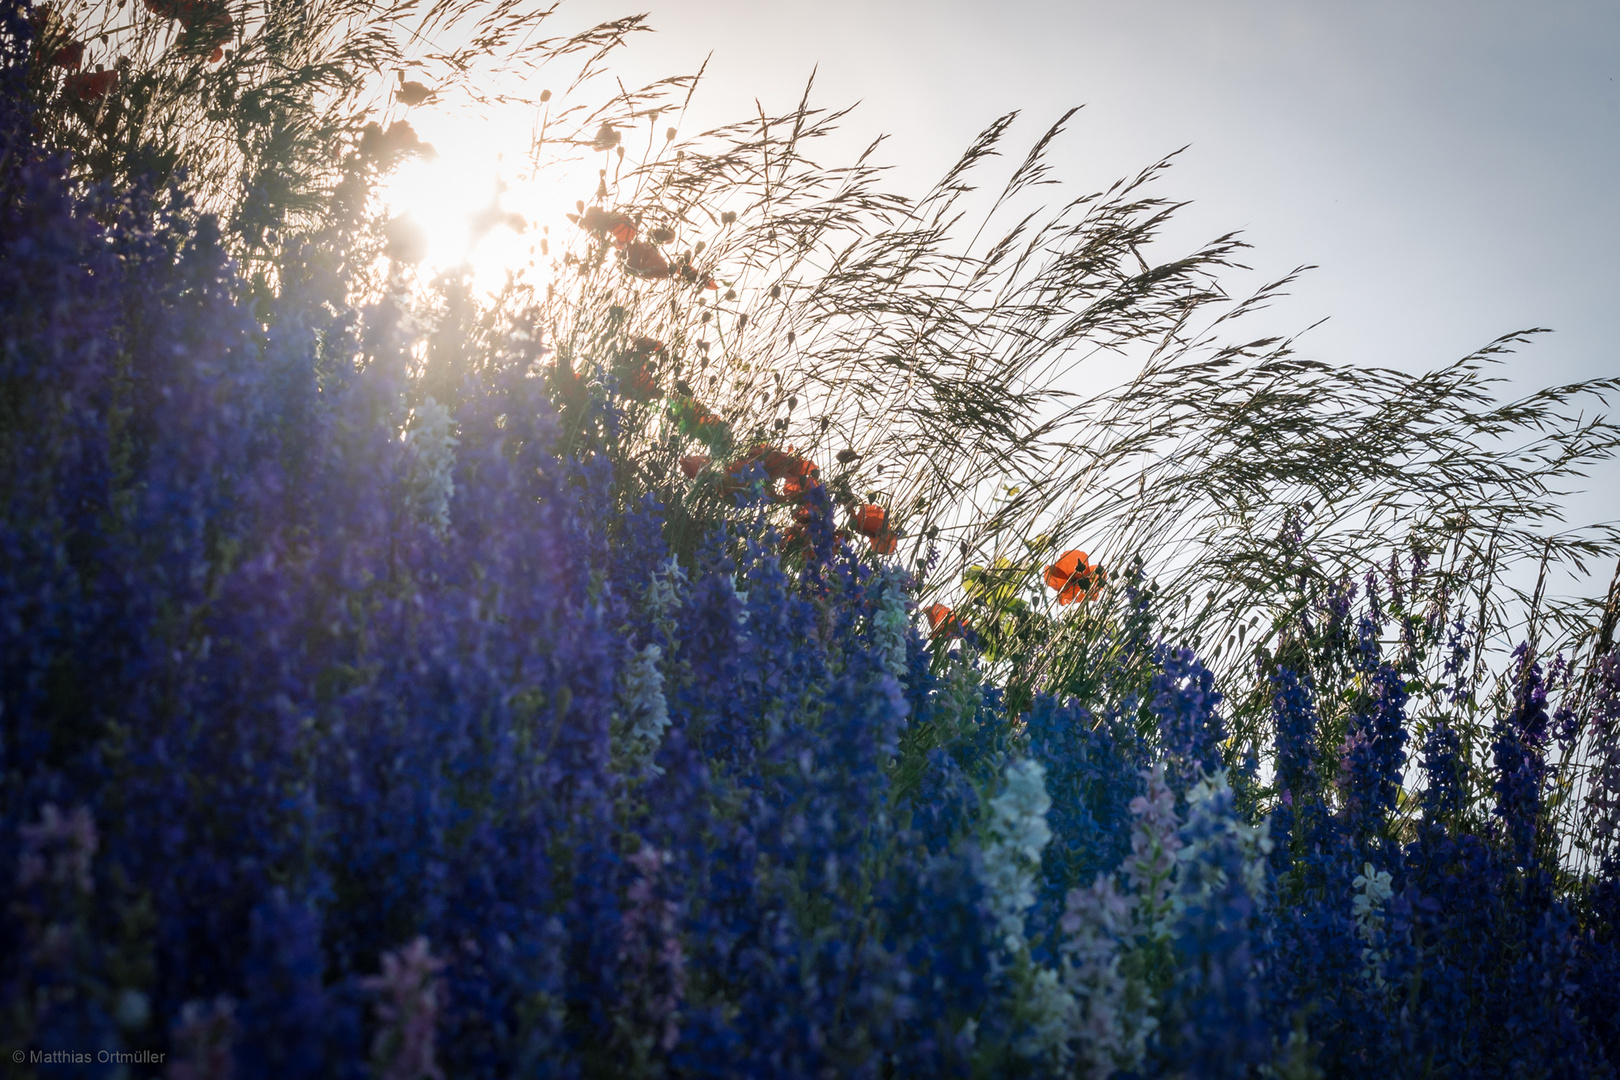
[400, 1, 1619, 531]
[570, 0, 1617, 381]
[599, 0, 1620, 525]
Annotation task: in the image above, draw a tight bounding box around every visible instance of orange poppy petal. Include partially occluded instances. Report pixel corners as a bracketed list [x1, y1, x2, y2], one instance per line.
[624, 242, 670, 279]
[853, 504, 887, 537]
[1044, 549, 1087, 592]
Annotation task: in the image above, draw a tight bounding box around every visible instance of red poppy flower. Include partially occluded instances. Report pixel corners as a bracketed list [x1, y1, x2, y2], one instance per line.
[925, 603, 969, 639]
[1044, 549, 1106, 606]
[550, 358, 587, 409]
[51, 41, 84, 69]
[631, 336, 664, 355]
[620, 365, 659, 402]
[576, 205, 635, 246]
[65, 68, 116, 102]
[724, 446, 811, 498]
[851, 504, 887, 538]
[679, 454, 710, 479]
[624, 242, 670, 279]
[870, 530, 898, 555]
[723, 447, 776, 493]
[164, 0, 230, 51]
[762, 450, 794, 479]
[186, 11, 231, 48]
[779, 459, 820, 502]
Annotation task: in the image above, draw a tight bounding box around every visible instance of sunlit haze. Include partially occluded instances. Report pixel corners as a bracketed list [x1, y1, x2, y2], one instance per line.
[376, 107, 588, 295]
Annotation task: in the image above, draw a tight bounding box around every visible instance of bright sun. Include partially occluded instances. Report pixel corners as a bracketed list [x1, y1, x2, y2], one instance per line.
[376, 106, 580, 296]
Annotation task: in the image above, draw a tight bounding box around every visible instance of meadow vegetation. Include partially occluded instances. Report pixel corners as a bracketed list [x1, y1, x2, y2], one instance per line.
[4, 0, 1620, 1075]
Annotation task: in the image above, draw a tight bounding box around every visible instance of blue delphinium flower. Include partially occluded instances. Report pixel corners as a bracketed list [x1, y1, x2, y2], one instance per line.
[1024, 694, 1142, 929]
[979, 758, 1054, 956]
[1337, 663, 1409, 858]
[1154, 772, 1270, 1080]
[1148, 645, 1226, 797]
[1494, 644, 1551, 868]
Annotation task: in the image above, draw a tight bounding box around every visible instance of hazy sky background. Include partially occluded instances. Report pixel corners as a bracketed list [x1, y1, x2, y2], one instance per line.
[540, 0, 1617, 532]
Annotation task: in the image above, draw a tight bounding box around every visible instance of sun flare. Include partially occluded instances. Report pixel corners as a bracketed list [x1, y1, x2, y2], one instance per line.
[376, 107, 581, 295]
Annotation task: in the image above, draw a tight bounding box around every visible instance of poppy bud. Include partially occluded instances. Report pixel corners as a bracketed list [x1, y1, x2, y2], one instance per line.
[540, 89, 552, 102]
